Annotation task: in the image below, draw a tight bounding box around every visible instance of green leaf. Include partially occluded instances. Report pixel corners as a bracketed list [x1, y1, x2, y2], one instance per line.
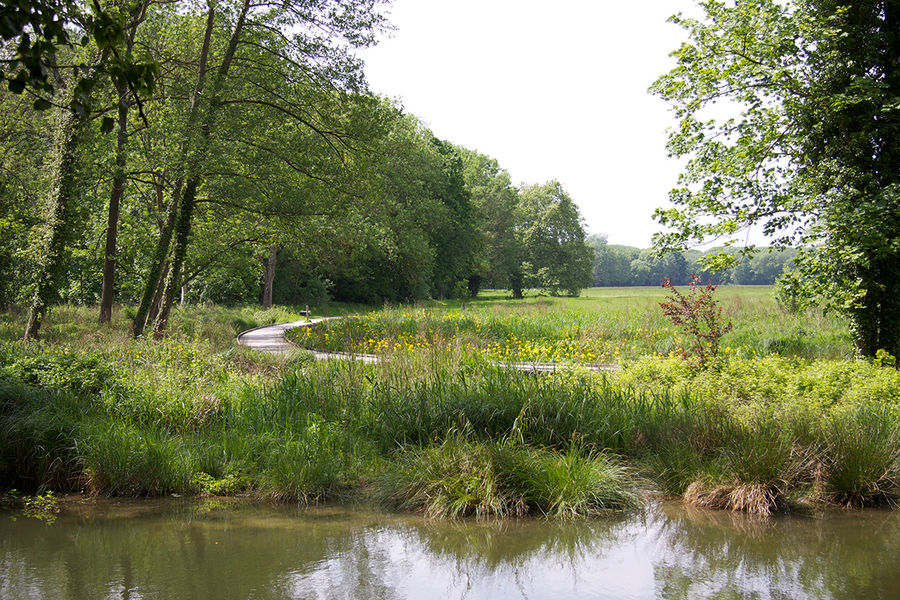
[8, 78, 25, 95]
[32, 97, 52, 111]
[100, 117, 115, 133]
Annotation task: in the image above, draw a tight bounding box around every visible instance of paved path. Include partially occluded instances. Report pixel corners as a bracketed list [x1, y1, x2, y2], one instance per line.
[236, 319, 319, 353]
[236, 318, 617, 372]
[236, 317, 379, 363]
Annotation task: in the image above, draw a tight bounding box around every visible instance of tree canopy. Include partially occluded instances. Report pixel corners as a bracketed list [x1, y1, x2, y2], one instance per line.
[0, 0, 597, 333]
[652, 0, 900, 357]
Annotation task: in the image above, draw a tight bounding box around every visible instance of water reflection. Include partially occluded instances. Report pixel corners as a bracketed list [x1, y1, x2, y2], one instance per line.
[1, 498, 899, 599]
[653, 503, 900, 600]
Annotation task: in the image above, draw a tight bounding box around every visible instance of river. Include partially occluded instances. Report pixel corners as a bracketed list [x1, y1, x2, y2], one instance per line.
[2, 498, 898, 599]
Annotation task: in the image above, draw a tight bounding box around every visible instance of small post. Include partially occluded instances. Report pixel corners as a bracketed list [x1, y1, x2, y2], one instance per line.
[305, 304, 310, 323]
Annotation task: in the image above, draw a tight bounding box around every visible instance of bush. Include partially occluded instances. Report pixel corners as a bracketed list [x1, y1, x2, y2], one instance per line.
[1, 348, 120, 398]
[659, 275, 732, 367]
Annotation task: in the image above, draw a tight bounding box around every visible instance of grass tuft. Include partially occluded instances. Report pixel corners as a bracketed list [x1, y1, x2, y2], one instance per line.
[376, 432, 638, 519]
[822, 404, 900, 507]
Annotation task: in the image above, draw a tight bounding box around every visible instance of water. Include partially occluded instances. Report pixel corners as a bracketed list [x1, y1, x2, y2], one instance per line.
[2, 498, 899, 599]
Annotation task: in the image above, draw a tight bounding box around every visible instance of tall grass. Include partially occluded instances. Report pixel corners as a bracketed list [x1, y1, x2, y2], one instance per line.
[289, 288, 852, 364]
[1, 297, 897, 517]
[822, 404, 900, 506]
[376, 432, 638, 519]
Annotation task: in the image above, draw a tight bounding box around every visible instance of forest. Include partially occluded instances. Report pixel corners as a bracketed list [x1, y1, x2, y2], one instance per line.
[0, 0, 601, 329]
[588, 238, 797, 288]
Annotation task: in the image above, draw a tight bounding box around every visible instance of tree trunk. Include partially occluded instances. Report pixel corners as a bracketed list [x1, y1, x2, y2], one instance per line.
[262, 246, 276, 309]
[882, 258, 900, 361]
[854, 256, 900, 360]
[146, 259, 169, 327]
[99, 82, 129, 325]
[152, 0, 251, 338]
[24, 102, 84, 340]
[133, 3, 216, 338]
[99, 0, 147, 326]
[133, 193, 179, 337]
[510, 272, 524, 300]
[153, 179, 197, 338]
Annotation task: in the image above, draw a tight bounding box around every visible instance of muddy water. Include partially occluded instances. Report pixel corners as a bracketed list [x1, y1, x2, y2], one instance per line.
[2, 499, 899, 599]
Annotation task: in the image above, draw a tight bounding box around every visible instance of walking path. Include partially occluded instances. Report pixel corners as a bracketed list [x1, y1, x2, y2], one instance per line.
[236, 318, 617, 372]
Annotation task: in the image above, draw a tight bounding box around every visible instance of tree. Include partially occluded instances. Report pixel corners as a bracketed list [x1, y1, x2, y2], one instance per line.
[652, 0, 900, 357]
[518, 181, 593, 296]
[426, 138, 480, 298]
[98, 0, 152, 325]
[4, 0, 157, 339]
[459, 149, 522, 292]
[130, 0, 390, 337]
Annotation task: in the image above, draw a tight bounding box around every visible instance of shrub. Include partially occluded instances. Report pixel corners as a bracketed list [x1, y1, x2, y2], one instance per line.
[659, 274, 732, 368]
[1, 349, 120, 398]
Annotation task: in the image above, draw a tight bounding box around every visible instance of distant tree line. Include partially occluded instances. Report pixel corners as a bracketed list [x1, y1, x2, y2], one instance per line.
[587, 236, 797, 287]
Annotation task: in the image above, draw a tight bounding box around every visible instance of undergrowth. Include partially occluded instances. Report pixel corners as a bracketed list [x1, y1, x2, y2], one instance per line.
[0, 299, 897, 518]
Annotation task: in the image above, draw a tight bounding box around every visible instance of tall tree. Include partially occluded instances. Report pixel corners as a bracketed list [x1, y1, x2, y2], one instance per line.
[518, 181, 593, 296]
[98, 0, 152, 325]
[132, 0, 389, 337]
[652, 0, 900, 357]
[459, 149, 522, 293]
[4, 0, 156, 339]
[426, 138, 479, 298]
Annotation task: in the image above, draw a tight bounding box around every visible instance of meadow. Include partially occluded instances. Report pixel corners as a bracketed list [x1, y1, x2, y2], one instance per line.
[288, 286, 853, 363]
[2, 286, 899, 518]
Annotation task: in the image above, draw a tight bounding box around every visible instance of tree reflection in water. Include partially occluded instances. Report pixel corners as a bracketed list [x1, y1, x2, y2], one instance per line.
[1, 498, 899, 599]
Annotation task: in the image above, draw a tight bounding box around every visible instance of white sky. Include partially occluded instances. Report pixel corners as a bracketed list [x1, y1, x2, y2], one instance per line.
[358, 0, 699, 248]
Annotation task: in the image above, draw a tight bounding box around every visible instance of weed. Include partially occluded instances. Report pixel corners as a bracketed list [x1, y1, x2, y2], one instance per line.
[659, 275, 732, 368]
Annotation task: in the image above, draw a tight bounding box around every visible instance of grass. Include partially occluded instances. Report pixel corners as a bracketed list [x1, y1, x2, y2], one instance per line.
[288, 286, 852, 363]
[0, 288, 897, 518]
[375, 432, 638, 518]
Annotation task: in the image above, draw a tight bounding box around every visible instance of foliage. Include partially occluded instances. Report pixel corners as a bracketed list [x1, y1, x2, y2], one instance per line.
[21, 490, 59, 524]
[652, 0, 900, 357]
[459, 149, 522, 291]
[0, 0, 157, 114]
[586, 238, 797, 287]
[0, 0, 604, 316]
[659, 275, 733, 367]
[518, 181, 593, 296]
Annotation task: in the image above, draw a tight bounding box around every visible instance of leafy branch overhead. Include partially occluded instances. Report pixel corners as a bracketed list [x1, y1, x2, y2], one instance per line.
[1, 0, 158, 116]
[652, 0, 900, 358]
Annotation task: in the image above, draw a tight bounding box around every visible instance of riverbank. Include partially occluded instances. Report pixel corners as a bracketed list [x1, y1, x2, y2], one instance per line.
[1, 296, 898, 517]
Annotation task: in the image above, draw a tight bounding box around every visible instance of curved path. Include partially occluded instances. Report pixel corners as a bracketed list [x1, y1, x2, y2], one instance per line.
[237, 318, 617, 373]
[237, 317, 379, 364]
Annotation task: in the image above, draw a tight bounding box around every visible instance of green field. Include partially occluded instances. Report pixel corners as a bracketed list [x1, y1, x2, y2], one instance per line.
[2, 287, 898, 517]
[290, 286, 853, 362]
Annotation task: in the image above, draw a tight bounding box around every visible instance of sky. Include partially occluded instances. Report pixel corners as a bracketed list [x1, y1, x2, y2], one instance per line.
[357, 0, 700, 248]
